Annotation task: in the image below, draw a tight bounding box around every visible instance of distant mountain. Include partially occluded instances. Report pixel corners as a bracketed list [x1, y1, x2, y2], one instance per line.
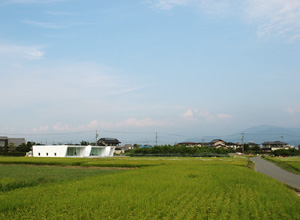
[184, 125, 300, 146]
[230, 125, 300, 146]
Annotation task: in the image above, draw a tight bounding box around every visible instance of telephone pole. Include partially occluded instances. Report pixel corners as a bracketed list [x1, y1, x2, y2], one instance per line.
[155, 132, 158, 146]
[241, 132, 245, 154]
[95, 130, 98, 146]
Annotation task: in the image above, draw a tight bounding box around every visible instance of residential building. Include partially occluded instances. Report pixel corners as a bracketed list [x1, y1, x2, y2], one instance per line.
[226, 142, 242, 150]
[32, 145, 115, 157]
[177, 142, 202, 147]
[97, 138, 121, 146]
[208, 139, 226, 148]
[261, 141, 289, 152]
[0, 136, 25, 147]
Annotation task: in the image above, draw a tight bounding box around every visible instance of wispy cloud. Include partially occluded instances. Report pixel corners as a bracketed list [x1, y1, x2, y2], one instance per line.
[22, 19, 66, 29]
[182, 108, 232, 122]
[0, 61, 143, 113]
[22, 19, 88, 29]
[148, 0, 300, 41]
[1, 0, 68, 5]
[245, 0, 300, 40]
[45, 11, 76, 16]
[0, 43, 44, 60]
[286, 106, 300, 115]
[147, 0, 192, 10]
[51, 118, 169, 132]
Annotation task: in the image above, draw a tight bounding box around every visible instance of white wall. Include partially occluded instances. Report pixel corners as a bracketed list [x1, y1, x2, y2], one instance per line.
[32, 145, 115, 157]
[33, 145, 68, 157]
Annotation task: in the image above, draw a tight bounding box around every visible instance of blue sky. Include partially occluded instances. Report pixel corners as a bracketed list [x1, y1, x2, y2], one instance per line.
[1, 0, 300, 144]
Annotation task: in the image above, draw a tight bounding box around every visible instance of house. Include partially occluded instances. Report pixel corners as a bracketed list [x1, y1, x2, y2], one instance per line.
[248, 142, 260, 148]
[208, 139, 226, 148]
[225, 142, 242, 150]
[261, 141, 289, 152]
[97, 138, 121, 146]
[0, 136, 26, 148]
[32, 145, 115, 157]
[177, 142, 202, 147]
[114, 147, 125, 155]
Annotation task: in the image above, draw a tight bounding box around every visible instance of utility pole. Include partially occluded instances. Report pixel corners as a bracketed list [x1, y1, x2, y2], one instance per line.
[95, 130, 98, 146]
[155, 132, 158, 146]
[281, 134, 284, 142]
[241, 132, 245, 154]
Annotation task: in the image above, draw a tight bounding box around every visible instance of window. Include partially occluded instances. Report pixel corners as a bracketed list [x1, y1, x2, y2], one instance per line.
[38, 153, 40, 156]
[46, 153, 48, 156]
[54, 153, 57, 156]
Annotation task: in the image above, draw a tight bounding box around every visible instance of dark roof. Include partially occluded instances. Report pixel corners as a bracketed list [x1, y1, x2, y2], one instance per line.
[226, 142, 241, 145]
[262, 141, 287, 145]
[98, 138, 121, 144]
[248, 142, 259, 145]
[177, 142, 199, 145]
[209, 139, 224, 144]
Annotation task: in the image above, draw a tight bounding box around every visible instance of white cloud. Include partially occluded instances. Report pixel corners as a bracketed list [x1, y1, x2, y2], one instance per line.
[148, 0, 192, 10]
[182, 109, 232, 122]
[22, 19, 66, 29]
[0, 43, 44, 60]
[245, 0, 300, 40]
[148, 0, 300, 40]
[51, 118, 169, 133]
[22, 19, 89, 29]
[183, 109, 194, 118]
[32, 126, 49, 133]
[286, 106, 300, 115]
[1, 0, 68, 5]
[122, 118, 168, 127]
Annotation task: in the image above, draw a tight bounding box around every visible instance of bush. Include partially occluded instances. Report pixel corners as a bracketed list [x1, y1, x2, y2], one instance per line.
[272, 148, 300, 157]
[126, 145, 231, 157]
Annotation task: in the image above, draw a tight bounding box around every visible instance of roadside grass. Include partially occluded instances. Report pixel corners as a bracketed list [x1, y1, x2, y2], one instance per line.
[0, 165, 123, 192]
[263, 156, 300, 175]
[0, 163, 299, 219]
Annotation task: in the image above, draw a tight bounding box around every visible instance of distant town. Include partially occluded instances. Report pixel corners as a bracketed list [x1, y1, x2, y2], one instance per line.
[1, 135, 299, 157]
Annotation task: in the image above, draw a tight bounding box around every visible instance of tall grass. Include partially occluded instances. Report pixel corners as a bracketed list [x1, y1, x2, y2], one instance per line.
[0, 157, 299, 219]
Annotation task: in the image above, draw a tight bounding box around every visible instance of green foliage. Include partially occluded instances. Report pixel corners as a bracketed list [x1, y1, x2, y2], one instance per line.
[272, 148, 300, 157]
[127, 145, 234, 157]
[0, 158, 299, 219]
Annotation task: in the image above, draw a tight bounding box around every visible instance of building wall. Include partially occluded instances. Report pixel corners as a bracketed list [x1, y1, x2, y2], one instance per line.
[32, 145, 115, 157]
[8, 138, 26, 146]
[33, 145, 68, 157]
[0, 137, 25, 147]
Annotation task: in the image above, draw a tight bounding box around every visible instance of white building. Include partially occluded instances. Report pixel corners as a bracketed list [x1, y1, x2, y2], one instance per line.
[32, 145, 115, 158]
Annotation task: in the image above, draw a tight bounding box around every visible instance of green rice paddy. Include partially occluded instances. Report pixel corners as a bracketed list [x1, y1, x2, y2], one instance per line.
[0, 156, 299, 219]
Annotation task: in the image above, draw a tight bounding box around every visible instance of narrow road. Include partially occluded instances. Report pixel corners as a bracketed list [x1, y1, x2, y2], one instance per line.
[250, 157, 300, 189]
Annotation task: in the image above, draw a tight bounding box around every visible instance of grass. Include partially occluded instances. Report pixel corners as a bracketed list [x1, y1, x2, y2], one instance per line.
[0, 165, 123, 192]
[263, 156, 300, 175]
[0, 156, 248, 167]
[0, 156, 299, 219]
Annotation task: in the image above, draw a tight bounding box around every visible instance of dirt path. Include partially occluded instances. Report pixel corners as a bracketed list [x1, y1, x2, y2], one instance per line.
[250, 157, 300, 190]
